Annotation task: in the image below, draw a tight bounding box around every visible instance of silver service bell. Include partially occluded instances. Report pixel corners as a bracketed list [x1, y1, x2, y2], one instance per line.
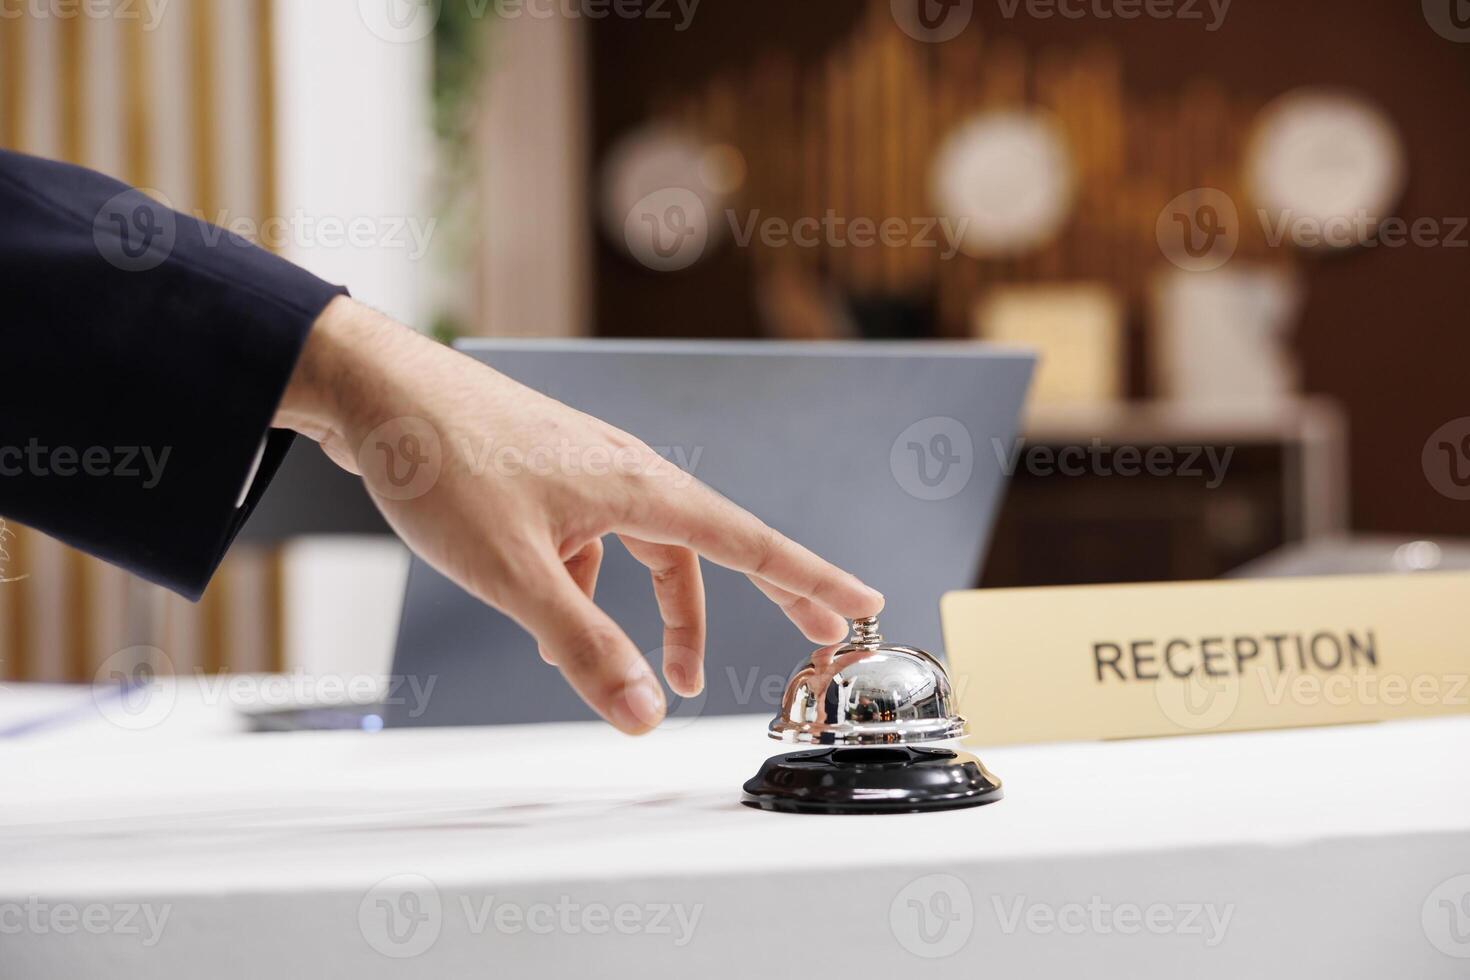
[741, 615, 1004, 815]
[768, 616, 968, 745]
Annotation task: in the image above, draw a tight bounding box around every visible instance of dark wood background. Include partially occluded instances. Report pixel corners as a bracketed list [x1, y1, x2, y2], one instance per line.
[587, 0, 1470, 538]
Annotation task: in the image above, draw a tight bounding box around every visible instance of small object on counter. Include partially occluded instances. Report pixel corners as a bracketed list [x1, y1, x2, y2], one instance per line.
[742, 616, 1004, 815]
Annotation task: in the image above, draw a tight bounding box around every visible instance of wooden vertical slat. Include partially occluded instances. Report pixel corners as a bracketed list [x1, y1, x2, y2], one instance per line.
[65, 551, 94, 682]
[799, 65, 824, 277]
[0, 522, 27, 681]
[84, 561, 128, 679]
[266, 546, 286, 673]
[222, 545, 273, 674]
[20, 12, 59, 157]
[256, 0, 279, 238]
[825, 50, 850, 285]
[877, 20, 903, 293]
[207, 0, 259, 235]
[122, 0, 151, 187]
[200, 571, 227, 675]
[81, 3, 127, 176]
[901, 35, 931, 293]
[0, 13, 20, 148]
[849, 15, 878, 293]
[21, 535, 67, 682]
[190, 0, 217, 216]
[142, 0, 193, 207]
[161, 588, 203, 676]
[58, 9, 83, 163]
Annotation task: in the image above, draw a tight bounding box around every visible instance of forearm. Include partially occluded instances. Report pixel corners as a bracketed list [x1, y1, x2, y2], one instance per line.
[274, 296, 457, 473]
[273, 295, 371, 451]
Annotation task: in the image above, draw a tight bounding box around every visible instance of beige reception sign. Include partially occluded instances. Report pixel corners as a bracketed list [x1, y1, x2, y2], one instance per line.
[940, 573, 1470, 744]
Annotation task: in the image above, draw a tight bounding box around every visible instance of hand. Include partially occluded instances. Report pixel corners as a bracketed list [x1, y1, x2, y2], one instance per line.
[274, 297, 884, 734]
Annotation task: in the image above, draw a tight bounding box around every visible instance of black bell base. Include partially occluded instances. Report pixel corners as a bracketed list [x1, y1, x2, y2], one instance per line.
[741, 746, 1003, 815]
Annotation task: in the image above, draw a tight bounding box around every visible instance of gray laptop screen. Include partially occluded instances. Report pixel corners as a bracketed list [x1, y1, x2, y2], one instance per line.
[386, 340, 1033, 727]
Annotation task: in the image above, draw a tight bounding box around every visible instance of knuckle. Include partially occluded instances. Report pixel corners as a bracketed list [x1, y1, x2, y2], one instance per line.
[649, 556, 685, 587]
[663, 623, 702, 647]
[627, 453, 667, 493]
[622, 469, 675, 526]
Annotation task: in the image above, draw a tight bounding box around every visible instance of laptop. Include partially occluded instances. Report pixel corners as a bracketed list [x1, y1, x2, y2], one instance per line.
[359, 339, 1035, 729]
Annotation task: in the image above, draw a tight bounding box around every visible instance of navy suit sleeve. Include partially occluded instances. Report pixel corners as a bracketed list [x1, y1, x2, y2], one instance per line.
[0, 149, 348, 600]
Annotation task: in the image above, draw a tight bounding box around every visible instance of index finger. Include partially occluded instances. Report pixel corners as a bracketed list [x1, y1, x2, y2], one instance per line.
[621, 479, 884, 621]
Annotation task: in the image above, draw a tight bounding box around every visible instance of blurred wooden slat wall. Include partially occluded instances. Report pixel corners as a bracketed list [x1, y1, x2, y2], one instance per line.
[665, 0, 1285, 336]
[0, 0, 284, 683]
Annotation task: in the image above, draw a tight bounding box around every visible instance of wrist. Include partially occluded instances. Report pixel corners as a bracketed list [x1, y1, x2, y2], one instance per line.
[277, 296, 453, 475]
[275, 295, 388, 444]
[276, 295, 350, 439]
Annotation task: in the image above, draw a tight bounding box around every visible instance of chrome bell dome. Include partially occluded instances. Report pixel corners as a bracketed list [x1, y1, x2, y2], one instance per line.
[767, 616, 968, 745]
